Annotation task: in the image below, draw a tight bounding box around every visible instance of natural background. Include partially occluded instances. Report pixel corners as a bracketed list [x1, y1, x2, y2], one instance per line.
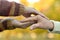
[0, 0, 60, 40]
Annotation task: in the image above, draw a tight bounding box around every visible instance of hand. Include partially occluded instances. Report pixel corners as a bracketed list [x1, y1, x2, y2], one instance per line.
[0, 18, 35, 31]
[20, 15, 54, 30]
[22, 7, 48, 20]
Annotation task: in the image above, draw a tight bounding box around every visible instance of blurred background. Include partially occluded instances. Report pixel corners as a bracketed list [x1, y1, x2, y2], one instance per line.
[0, 0, 60, 40]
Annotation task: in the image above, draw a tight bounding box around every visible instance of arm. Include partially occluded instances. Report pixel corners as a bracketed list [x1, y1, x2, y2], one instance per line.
[0, 0, 48, 20]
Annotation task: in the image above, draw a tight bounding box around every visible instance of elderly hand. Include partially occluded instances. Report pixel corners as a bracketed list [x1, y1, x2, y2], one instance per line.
[20, 15, 54, 31]
[22, 7, 48, 19]
[0, 15, 54, 31]
[0, 18, 35, 31]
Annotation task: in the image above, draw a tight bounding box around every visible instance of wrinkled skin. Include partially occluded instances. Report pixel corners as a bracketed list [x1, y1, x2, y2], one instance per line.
[0, 15, 53, 31]
[20, 15, 54, 31]
[22, 7, 49, 20]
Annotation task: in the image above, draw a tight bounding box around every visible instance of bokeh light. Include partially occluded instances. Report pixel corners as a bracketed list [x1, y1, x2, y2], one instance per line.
[7, 0, 20, 3]
[27, 0, 40, 4]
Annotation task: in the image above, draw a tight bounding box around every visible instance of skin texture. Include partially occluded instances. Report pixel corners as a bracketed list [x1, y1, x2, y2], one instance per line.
[20, 15, 54, 31]
[0, 15, 53, 31]
[0, 18, 35, 31]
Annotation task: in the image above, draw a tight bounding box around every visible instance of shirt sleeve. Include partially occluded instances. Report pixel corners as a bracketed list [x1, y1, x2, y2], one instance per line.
[49, 20, 60, 33]
[0, 0, 24, 16]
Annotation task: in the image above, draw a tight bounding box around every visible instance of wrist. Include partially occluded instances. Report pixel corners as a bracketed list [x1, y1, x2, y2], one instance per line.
[49, 21, 54, 31]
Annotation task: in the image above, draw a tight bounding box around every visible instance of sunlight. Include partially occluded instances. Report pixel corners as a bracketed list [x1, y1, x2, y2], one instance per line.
[27, 0, 40, 7]
[7, 0, 20, 3]
[27, 0, 40, 3]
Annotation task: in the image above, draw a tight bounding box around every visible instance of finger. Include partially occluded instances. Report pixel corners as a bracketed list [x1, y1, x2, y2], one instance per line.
[20, 16, 37, 23]
[20, 15, 44, 23]
[33, 11, 49, 20]
[20, 22, 35, 28]
[12, 20, 35, 28]
[29, 8, 49, 20]
[30, 23, 43, 30]
[38, 12, 49, 20]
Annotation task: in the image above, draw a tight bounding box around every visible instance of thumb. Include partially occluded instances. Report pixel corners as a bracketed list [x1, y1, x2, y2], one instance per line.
[30, 23, 42, 30]
[30, 22, 44, 30]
